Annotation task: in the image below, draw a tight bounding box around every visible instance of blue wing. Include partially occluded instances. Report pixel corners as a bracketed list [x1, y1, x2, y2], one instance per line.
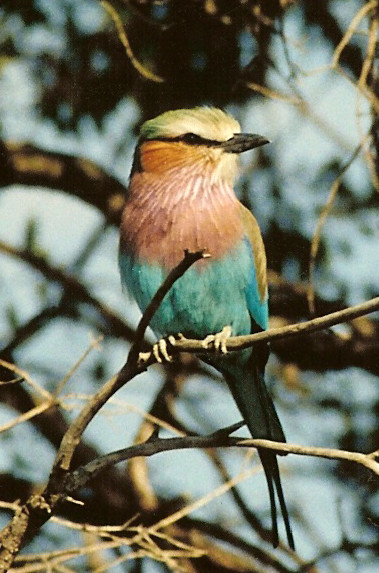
[239, 204, 269, 331]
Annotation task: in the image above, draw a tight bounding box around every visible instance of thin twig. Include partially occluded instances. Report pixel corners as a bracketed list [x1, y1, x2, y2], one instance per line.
[245, 81, 302, 105]
[307, 141, 365, 314]
[101, 0, 164, 83]
[0, 400, 54, 434]
[0, 358, 52, 400]
[54, 335, 103, 398]
[332, 1, 378, 68]
[358, 4, 379, 89]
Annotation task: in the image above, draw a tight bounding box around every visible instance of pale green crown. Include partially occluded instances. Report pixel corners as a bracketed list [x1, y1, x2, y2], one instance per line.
[140, 107, 241, 142]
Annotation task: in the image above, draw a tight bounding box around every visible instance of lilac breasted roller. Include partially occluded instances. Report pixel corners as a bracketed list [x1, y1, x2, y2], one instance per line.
[119, 107, 294, 549]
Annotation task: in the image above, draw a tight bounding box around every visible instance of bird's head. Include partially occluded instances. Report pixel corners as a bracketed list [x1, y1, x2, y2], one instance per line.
[133, 107, 269, 184]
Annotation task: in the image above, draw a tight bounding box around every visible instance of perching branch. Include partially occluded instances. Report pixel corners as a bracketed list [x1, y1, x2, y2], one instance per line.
[1, 252, 378, 569]
[2, 233, 379, 374]
[139, 294, 379, 361]
[0, 249, 208, 569]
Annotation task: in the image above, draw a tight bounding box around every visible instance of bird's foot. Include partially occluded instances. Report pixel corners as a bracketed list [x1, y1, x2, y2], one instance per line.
[202, 325, 232, 354]
[139, 336, 178, 364]
[153, 338, 173, 363]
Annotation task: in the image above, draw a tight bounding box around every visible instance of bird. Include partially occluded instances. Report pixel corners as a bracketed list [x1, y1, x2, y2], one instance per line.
[119, 107, 294, 550]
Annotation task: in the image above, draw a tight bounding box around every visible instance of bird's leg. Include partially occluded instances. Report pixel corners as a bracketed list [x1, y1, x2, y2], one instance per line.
[202, 325, 232, 354]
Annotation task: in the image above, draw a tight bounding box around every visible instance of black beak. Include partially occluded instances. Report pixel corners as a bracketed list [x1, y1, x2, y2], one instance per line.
[220, 133, 270, 154]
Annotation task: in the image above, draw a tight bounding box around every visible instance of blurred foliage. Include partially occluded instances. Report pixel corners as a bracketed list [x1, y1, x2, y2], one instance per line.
[1, 0, 368, 126]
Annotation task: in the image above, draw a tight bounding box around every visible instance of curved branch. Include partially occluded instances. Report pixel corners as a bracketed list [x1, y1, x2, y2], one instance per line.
[66, 431, 379, 495]
[53, 249, 208, 477]
[101, 1, 164, 83]
[0, 250, 215, 567]
[0, 141, 126, 224]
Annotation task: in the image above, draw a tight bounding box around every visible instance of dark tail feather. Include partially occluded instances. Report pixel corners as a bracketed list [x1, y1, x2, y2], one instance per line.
[260, 449, 295, 550]
[259, 450, 279, 546]
[270, 453, 295, 550]
[221, 350, 295, 550]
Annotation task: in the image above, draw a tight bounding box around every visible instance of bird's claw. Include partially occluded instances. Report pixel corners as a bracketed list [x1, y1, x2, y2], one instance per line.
[202, 325, 232, 354]
[138, 339, 172, 364]
[167, 332, 185, 346]
[138, 334, 184, 365]
[152, 338, 173, 363]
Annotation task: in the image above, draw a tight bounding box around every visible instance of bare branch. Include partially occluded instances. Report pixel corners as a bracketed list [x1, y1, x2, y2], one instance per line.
[240, 439, 379, 476]
[332, 1, 378, 69]
[142, 295, 379, 359]
[64, 430, 379, 496]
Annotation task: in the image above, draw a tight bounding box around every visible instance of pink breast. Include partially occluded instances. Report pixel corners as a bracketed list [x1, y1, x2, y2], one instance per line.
[120, 171, 244, 270]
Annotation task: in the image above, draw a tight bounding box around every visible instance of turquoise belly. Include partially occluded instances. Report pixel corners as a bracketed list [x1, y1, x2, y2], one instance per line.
[119, 241, 268, 339]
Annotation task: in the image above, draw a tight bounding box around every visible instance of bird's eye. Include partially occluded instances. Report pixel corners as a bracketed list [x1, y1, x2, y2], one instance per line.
[181, 133, 203, 144]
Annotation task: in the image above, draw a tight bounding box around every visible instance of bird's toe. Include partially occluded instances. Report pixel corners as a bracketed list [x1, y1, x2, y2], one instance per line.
[152, 338, 173, 363]
[202, 325, 232, 354]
